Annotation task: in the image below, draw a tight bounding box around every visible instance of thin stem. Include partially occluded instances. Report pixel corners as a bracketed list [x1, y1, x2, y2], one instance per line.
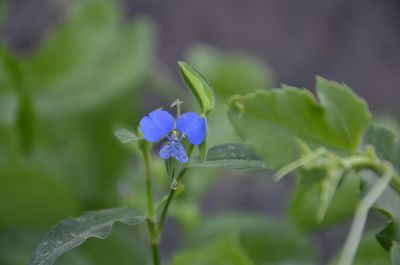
[143, 149, 155, 219]
[158, 168, 188, 232]
[345, 156, 400, 196]
[274, 148, 324, 181]
[141, 145, 159, 265]
[151, 242, 160, 265]
[337, 166, 392, 265]
[158, 189, 175, 232]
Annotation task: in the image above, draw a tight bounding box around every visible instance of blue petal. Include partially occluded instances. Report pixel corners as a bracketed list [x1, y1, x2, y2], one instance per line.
[159, 143, 174, 159]
[173, 143, 188, 163]
[176, 112, 206, 145]
[159, 142, 188, 163]
[139, 109, 174, 142]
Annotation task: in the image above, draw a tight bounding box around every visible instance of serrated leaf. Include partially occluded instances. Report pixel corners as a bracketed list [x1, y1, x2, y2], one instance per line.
[114, 128, 141, 143]
[27, 208, 146, 265]
[178, 61, 215, 115]
[228, 77, 371, 170]
[189, 143, 266, 169]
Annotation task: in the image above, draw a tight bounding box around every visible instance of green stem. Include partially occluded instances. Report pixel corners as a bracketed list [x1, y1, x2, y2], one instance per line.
[345, 156, 400, 196]
[337, 166, 393, 265]
[158, 168, 188, 232]
[141, 145, 160, 265]
[143, 150, 155, 220]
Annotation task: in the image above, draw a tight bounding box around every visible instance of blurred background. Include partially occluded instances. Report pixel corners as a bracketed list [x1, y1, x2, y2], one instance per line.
[1, 0, 399, 264]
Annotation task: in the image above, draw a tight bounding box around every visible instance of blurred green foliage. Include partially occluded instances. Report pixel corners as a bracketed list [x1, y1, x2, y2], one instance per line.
[2, 0, 397, 265]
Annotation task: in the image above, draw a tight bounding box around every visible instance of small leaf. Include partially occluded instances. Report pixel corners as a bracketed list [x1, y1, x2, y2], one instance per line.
[114, 128, 141, 143]
[178, 61, 215, 115]
[27, 207, 146, 265]
[189, 144, 267, 169]
[228, 77, 371, 170]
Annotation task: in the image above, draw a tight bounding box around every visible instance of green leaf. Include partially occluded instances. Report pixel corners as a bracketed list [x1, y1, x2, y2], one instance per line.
[392, 244, 400, 265]
[228, 77, 371, 170]
[114, 128, 141, 143]
[55, 225, 148, 265]
[27, 208, 146, 265]
[171, 234, 254, 265]
[178, 61, 215, 115]
[189, 143, 267, 169]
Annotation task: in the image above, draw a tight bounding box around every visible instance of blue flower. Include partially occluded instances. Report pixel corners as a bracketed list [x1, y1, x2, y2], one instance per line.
[139, 109, 206, 163]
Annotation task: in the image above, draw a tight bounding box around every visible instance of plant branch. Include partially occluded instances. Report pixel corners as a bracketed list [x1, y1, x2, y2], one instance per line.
[140, 142, 159, 265]
[337, 164, 393, 265]
[158, 168, 188, 232]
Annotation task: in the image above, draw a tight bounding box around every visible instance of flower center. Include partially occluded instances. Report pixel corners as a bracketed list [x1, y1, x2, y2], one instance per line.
[169, 129, 181, 142]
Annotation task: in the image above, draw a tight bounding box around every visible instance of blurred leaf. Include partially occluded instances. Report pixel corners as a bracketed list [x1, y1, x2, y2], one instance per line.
[0, 166, 78, 229]
[363, 172, 400, 252]
[190, 214, 316, 265]
[36, 17, 154, 117]
[228, 77, 371, 170]
[178, 61, 215, 115]
[28, 208, 146, 265]
[290, 172, 360, 232]
[23, 0, 119, 89]
[363, 125, 400, 251]
[392, 245, 400, 265]
[189, 143, 266, 169]
[329, 234, 390, 265]
[186, 44, 274, 97]
[114, 128, 141, 143]
[171, 234, 254, 265]
[16, 92, 35, 152]
[364, 124, 400, 172]
[0, 44, 23, 90]
[19, 0, 155, 117]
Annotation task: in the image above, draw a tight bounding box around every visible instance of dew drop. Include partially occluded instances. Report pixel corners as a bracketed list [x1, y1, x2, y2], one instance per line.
[170, 178, 178, 190]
